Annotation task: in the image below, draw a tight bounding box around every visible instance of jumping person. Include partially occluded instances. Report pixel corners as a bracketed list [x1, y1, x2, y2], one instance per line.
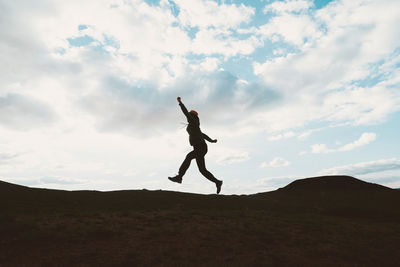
[168, 97, 223, 194]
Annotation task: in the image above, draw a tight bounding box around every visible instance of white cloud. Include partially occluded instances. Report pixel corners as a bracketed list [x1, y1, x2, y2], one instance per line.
[319, 158, 400, 176]
[257, 12, 320, 46]
[264, 0, 313, 14]
[0, 94, 56, 130]
[253, 0, 400, 131]
[191, 28, 263, 57]
[0, 152, 20, 163]
[268, 131, 295, 141]
[5, 0, 397, 138]
[79, 70, 278, 136]
[310, 143, 331, 154]
[338, 132, 376, 151]
[2, 0, 399, 138]
[273, 48, 285, 56]
[310, 132, 376, 154]
[198, 57, 220, 72]
[216, 150, 249, 165]
[0, 0, 273, 137]
[261, 157, 291, 168]
[297, 128, 321, 140]
[41, 176, 87, 185]
[323, 86, 400, 125]
[175, 0, 255, 29]
[269, 128, 323, 141]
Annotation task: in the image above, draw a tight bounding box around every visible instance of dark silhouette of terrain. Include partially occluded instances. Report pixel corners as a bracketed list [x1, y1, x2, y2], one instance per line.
[1, 175, 400, 266]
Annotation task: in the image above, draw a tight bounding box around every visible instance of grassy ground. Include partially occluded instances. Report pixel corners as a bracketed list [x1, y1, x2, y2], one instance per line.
[1, 176, 400, 266]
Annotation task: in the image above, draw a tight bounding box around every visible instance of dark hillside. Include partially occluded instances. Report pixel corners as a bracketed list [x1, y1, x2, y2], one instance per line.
[281, 175, 391, 192]
[2, 176, 400, 220]
[269, 176, 400, 221]
[1, 176, 400, 266]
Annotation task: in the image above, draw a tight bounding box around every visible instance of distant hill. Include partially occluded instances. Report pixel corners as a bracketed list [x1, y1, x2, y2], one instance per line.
[1, 176, 400, 266]
[269, 175, 400, 220]
[280, 175, 391, 192]
[1, 175, 399, 218]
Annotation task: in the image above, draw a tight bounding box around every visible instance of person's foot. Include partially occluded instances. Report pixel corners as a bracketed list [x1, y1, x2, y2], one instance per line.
[216, 180, 223, 194]
[168, 175, 182, 184]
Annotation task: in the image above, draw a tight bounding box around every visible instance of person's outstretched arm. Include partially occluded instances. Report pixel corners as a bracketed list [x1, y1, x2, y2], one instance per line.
[177, 97, 190, 118]
[203, 133, 217, 143]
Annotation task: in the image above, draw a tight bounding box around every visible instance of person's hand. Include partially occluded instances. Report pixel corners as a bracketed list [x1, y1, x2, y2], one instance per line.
[177, 97, 182, 103]
[212, 139, 217, 143]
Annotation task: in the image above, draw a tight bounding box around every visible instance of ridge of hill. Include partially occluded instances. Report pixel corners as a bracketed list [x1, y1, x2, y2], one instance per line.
[1, 176, 400, 266]
[280, 175, 391, 192]
[1, 175, 394, 196]
[1, 176, 399, 218]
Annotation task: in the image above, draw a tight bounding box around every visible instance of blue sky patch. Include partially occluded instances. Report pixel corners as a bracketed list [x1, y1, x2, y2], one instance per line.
[78, 24, 88, 31]
[67, 35, 95, 47]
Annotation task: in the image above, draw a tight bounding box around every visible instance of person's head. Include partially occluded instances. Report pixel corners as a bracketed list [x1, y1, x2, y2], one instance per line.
[189, 110, 198, 116]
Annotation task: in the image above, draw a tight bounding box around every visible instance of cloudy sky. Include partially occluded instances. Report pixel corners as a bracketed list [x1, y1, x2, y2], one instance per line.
[1, 0, 399, 194]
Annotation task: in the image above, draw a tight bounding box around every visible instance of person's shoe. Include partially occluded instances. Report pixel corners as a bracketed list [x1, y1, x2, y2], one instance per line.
[168, 175, 182, 184]
[216, 180, 223, 194]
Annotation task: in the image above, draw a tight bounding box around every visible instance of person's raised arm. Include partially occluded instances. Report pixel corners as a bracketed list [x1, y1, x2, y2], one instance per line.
[177, 97, 190, 118]
[203, 133, 217, 143]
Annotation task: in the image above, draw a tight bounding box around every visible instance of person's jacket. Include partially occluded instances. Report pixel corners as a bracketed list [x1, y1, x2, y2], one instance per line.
[179, 102, 213, 146]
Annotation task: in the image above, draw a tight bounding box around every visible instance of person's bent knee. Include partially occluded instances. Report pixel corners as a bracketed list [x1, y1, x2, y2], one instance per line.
[199, 168, 209, 175]
[185, 154, 195, 160]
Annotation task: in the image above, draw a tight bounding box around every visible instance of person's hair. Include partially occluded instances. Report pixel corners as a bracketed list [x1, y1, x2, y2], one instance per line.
[189, 110, 198, 116]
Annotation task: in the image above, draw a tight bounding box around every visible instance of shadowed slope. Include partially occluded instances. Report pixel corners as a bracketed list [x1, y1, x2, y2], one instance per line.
[1, 176, 399, 218]
[1, 176, 400, 266]
[281, 175, 391, 192]
[267, 175, 400, 221]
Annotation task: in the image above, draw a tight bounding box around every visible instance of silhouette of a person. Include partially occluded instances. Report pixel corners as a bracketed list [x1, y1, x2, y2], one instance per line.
[169, 97, 223, 194]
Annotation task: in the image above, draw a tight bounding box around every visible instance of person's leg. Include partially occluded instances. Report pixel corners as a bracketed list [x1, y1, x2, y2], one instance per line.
[178, 150, 196, 178]
[194, 144, 223, 194]
[195, 153, 219, 183]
